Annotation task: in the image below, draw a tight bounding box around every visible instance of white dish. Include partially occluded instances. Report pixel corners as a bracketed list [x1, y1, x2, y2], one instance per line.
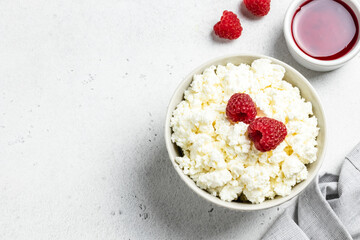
[283, 0, 360, 72]
[165, 54, 327, 211]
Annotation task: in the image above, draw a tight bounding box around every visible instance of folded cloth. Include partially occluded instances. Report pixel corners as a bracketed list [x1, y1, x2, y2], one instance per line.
[263, 143, 360, 240]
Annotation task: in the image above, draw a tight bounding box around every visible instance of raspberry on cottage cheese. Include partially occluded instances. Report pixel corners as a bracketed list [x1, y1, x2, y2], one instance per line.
[170, 59, 319, 204]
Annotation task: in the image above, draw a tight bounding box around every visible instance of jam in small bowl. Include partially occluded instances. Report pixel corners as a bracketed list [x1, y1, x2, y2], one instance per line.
[284, 0, 360, 71]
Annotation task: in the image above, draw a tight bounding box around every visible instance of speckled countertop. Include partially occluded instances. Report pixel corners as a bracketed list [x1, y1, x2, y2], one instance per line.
[1, 0, 360, 239]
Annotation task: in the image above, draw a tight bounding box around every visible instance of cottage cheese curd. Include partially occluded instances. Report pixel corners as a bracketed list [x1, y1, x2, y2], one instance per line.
[170, 59, 319, 203]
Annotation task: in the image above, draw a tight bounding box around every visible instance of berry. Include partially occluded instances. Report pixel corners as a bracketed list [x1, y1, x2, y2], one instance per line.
[247, 117, 287, 152]
[226, 93, 257, 124]
[214, 11, 243, 40]
[244, 0, 271, 16]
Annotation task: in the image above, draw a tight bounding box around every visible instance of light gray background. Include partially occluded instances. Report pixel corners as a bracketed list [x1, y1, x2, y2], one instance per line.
[1, 0, 359, 239]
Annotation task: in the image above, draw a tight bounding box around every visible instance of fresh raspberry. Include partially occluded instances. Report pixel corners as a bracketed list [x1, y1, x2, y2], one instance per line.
[247, 117, 287, 152]
[214, 11, 243, 40]
[226, 93, 257, 124]
[244, 0, 271, 16]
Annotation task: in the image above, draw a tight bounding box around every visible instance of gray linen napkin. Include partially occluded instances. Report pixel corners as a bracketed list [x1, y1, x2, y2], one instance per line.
[263, 143, 360, 240]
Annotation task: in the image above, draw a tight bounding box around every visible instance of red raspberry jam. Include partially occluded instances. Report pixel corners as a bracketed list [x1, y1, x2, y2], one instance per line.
[291, 0, 359, 60]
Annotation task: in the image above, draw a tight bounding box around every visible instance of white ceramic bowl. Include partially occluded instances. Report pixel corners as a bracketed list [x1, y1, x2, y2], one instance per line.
[284, 0, 360, 72]
[165, 54, 327, 211]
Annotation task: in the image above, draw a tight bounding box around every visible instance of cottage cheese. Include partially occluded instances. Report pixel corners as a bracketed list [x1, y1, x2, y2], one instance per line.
[170, 59, 319, 204]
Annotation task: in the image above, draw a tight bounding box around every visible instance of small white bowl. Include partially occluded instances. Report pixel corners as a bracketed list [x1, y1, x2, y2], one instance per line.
[165, 54, 327, 211]
[284, 0, 360, 71]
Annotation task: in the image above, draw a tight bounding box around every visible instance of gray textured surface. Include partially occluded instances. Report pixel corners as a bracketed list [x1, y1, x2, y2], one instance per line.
[1, 0, 360, 239]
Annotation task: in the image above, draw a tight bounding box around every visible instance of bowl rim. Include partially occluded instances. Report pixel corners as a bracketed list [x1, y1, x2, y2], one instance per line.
[283, 0, 360, 67]
[165, 53, 327, 211]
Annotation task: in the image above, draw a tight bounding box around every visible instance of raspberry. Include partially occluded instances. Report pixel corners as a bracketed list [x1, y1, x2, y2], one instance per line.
[247, 117, 287, 152]
[226, 93, 257, 124]
[214, 11, 243, 40]
[244, 0, 271, 16]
